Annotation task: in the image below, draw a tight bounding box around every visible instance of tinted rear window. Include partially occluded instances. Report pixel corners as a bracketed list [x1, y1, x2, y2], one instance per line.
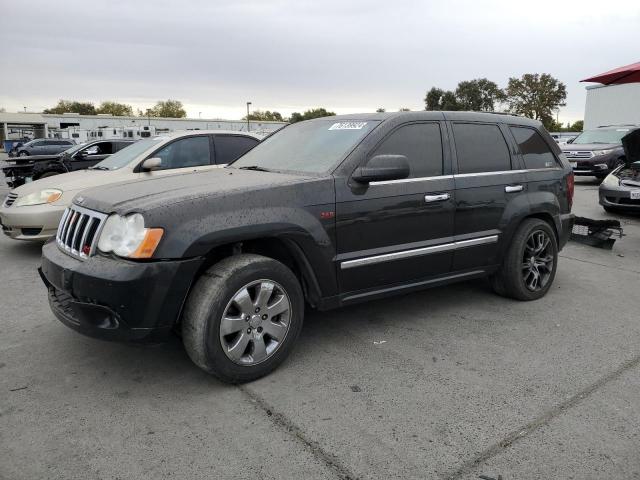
[453, 123, 511, 174]
[214, 135, 259, 164]
[510, 127, 558, 169]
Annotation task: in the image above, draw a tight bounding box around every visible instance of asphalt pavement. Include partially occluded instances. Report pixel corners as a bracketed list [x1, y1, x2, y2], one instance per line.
[1, 157, 639, 480]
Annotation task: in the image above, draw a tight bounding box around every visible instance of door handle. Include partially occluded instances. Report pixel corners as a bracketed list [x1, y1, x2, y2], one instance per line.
[424, 193, 450, 203]
[505, 185, 524, 193]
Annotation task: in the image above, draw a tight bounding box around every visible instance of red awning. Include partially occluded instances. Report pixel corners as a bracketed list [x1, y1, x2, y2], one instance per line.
[581, 61, 640, 85]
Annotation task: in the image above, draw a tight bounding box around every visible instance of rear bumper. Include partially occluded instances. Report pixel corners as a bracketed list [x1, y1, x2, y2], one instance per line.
[39, 240, 203, 343]
[558, 213, 575, 250]
[0, 202, 66, 241]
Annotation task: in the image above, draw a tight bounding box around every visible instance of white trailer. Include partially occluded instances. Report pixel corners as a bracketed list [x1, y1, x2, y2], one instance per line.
[584, 83, 640, 129]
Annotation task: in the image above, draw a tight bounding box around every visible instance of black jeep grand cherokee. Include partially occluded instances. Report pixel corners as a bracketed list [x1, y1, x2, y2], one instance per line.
[40, 112, 575, 383]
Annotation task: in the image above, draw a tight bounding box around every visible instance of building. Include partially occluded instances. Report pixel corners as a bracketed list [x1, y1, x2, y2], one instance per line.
[582, 61, 640, 129]
[0, 112, 286, 148]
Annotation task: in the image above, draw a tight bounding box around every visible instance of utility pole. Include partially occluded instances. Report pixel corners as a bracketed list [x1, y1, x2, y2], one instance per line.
[246, 102, 252, 132]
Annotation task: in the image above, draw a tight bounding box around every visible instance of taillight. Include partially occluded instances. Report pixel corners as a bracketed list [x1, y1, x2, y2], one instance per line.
[566, 172, 574, 209]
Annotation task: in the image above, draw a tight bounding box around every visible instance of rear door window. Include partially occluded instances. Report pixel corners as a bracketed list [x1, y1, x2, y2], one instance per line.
[214, 135, 259, 164]
[371, 123, 443, 178]
[453, 123, 511, 174]
[510, 126, 558, 169]
[153, 136, 211, 170]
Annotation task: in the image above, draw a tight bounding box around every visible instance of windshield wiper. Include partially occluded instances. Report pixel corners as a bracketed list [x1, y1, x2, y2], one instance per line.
[88, 165, 109, 170]
[238, 165, 271, 172]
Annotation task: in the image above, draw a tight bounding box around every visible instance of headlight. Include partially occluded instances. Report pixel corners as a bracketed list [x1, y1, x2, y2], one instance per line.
[97, 213, 163, 258]
[593, 149, 615, 157]
[601, 174, 619, 187]
[13, 189, 63, 207]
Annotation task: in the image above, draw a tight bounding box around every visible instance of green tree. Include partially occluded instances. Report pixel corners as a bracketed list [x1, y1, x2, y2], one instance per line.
[242, 110, 284, 122]
[455, 78, 505, 111]
[288, 108, 336, 123]
[568, 120, 583, 132]
[43, 100, 96, 115]
[505, 73, 567, 130]
[424, 87, 460, 111]
[376, 108, 386, 113]
[96, 101, 133, 116]
[144, 99, 187, 118]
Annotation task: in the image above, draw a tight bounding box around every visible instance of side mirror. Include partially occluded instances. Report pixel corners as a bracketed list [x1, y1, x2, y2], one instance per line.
[141, 157, 162, 171]
[352, 155, 410, 184]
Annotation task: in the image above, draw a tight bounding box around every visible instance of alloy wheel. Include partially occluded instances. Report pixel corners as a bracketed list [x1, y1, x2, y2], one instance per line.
[219, 279, 291, 366]
[522, 230, 554, 291]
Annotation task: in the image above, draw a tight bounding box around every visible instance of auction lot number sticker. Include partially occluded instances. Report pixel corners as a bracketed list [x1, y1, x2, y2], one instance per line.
[329, 122, 367, 130]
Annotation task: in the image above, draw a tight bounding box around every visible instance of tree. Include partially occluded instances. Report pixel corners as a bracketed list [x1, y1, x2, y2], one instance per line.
[288, 108, 336, 123]
[242, 110, 284, 122]
[455, 78, 505, 111]
[424, 87, 460, 111]
[96, 101, 133, 116]
[505, 73, 567, 130]
[0, 107, 5, 113]
[376, 108, 386, 113]
[568, 120, 583, 132]
[398, 107, 411, 112]
[144, 99, 186, 118]
[43, 100, 96, 115]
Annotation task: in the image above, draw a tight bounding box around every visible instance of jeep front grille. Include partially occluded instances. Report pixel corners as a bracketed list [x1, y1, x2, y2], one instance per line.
[4, 193, 18, 207]
[56, 205, 108, 259]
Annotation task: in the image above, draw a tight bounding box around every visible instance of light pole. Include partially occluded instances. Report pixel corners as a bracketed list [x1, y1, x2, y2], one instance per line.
[246, 102, 252, 132]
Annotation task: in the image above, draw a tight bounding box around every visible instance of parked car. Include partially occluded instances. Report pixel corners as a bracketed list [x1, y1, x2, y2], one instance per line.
[38, 112, 575, 383]
[8, 138, 76, 157]
[2, 139, 136, 188]
[599, 128, 640, 213]
[560, 125, 639, 179]
[0, 130, 260, 241]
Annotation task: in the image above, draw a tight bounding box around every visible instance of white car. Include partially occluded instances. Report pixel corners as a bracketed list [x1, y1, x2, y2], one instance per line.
[0, 130, 261, 241]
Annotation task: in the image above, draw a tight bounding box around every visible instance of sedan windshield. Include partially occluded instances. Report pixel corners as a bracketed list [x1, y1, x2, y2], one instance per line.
[94, 137, 166, 170]
[231, 120, 380, 173]
[572, 128, 633, 145]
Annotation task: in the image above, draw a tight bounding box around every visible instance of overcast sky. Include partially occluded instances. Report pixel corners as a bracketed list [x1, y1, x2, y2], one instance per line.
[1, 0, 638, 124]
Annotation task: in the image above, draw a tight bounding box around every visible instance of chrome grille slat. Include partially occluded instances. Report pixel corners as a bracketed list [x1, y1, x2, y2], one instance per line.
[564, 150, 594, 159]
[4, 193, 18, 207]
[56, 205, 107, 260]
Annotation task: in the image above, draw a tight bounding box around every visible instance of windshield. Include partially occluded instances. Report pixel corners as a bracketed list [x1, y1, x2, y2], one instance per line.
[231, 120, 380, 173]
[94, 137, 166, 170]
[572, 128, 633, 145]
[62, 142, 90, 155]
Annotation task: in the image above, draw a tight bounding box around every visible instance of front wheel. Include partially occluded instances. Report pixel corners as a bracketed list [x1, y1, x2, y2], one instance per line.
[490, 219, 558, 301]
[18, 151, 29, 157]
[182, 254, 304, 383]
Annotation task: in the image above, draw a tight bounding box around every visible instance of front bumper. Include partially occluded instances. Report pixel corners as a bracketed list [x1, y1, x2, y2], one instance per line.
[39, 240, 203, 343]
[0, 202, 66, 241]
[599, 184, 640, 211]
[571, 161, 612, 176]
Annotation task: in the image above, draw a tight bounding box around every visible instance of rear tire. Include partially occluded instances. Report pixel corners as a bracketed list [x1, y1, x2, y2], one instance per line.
[182, 254, 304, 383]
[490, 219, 558, 301]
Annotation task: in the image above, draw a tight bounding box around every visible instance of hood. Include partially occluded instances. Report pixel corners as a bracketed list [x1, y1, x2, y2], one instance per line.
[621, 129, 640, 164]
[77, 168, 321, 214]
[10, 169, 122, 196]
[561, 143, 620, 152]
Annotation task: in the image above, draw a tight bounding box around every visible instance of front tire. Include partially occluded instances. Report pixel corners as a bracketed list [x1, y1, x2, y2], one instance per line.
[182, 254, 304, 383]
[490, 219, 558, 301]
[18, 151, 29, 157]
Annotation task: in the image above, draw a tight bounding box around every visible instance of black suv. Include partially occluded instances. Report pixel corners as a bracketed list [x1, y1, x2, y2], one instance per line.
[39, 112, 575, 383]
[561, 125, 638, 179]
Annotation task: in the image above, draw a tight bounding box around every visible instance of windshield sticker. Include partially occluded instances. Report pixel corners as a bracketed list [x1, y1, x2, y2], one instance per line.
[328, 122, 367, 131]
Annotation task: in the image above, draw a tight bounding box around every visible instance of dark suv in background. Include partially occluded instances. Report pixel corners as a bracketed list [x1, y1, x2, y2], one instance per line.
[561, 125, 638, 179]
[9, 138, 76, 157]
[40, 112, 575, 383]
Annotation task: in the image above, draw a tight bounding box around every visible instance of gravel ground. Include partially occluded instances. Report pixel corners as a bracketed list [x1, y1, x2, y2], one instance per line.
[1, 156, 639, 479]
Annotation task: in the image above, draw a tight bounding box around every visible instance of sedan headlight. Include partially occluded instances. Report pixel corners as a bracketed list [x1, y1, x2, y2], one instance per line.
[593, 149, 615, 157]
[601, 173, 619, 187]
[13, 189, 63, 207]
[97, 213, 163, 259]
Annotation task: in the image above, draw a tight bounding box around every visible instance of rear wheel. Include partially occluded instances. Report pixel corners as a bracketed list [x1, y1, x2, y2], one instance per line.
[182, 254, 304, 383]
[490, 218, 558, 301]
